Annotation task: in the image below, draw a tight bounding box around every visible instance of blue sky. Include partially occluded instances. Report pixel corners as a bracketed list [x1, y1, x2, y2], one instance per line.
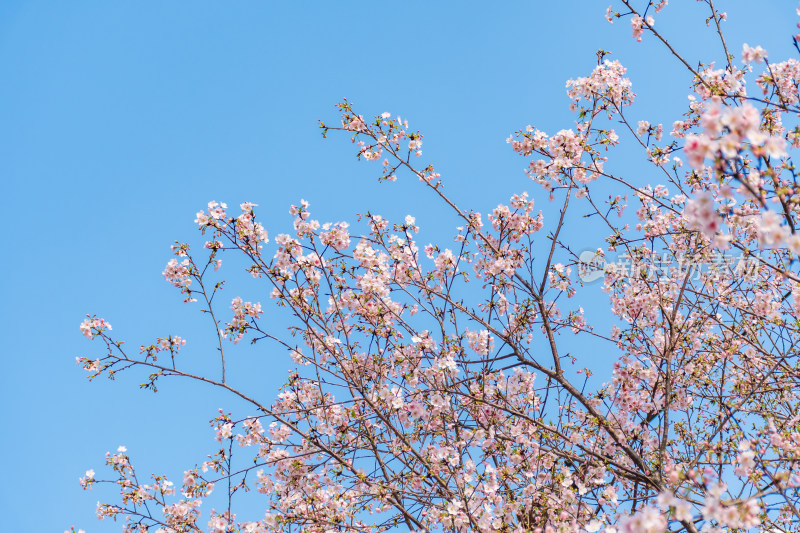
[1, 1, 794, 530]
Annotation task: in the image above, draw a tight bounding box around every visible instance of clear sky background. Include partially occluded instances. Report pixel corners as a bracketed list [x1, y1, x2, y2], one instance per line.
[1, 1, 794, 530]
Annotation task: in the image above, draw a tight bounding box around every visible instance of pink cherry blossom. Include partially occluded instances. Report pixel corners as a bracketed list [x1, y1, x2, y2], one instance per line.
[74, 5, 800, 533]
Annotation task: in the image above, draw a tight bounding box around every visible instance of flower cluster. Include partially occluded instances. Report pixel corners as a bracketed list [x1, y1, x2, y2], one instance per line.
[683, 191, 723, 239]
[163, 258, 192, 289]
[79, 316, 111, 339]
[683, 101, 786, 169]
[223, 297, 263, 344]
[566, 59, 635, 111]
[194, 200, 228, 228]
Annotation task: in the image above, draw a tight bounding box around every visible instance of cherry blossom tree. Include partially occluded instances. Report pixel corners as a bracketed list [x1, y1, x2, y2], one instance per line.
[73, 2, 800, 532]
